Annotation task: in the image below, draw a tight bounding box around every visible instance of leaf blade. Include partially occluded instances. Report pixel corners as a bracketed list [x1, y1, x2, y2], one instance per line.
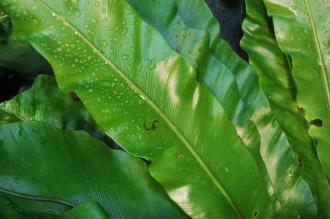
[241, 0, 330, 217]
[0, 121, 187, 218]
[263, 0, 330, 180]
[127, 0, 324, 217]
[0, 0, 274, 217]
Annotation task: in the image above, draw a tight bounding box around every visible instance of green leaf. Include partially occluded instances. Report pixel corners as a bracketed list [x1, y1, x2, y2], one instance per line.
[62, 202, 110, 219]
[0, 109, 20, 124]
[127, 0, 322, 217]
[262, 0, 330, 181]
[0, 10, 52, 78]
[0, 75, 96, 131]
[0, 121, 187, 218]
[241, 0, 330, 217]
[0, 193, 69, 219]
[0, 0, 276, 218]
[0, 74, 118, 148]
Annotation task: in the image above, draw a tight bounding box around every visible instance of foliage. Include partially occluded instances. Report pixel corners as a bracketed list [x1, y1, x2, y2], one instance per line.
[0, 0, 329, 218]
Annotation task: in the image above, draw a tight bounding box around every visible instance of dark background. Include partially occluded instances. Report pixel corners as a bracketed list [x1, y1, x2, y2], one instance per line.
[206, 0, 246, 59]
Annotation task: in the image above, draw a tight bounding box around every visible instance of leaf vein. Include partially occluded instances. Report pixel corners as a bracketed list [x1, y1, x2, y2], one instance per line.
[36, 1, 242, 218]
[303, 0, 330, 122]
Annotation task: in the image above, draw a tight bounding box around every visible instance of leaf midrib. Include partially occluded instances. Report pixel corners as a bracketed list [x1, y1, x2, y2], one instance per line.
[303, 0, 330, 122]
[36, 1, 242, 218]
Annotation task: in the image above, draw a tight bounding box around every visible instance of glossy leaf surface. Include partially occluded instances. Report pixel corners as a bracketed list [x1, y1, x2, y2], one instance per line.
[241, 0, 330, 217]
[0, 74, 118, 147]
[0, 75, 96, 131]
[62, 202, 110, 219]
[0, 196, 103, 219]
[0, 194, 66, 219]
[0, 121, 186, 218]
[263, 0, 330, 180]
[0, 0, 274, 218]
[127, 0, 319, 217]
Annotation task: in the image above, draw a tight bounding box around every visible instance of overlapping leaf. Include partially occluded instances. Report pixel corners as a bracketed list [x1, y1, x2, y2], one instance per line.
[262, 0, 330, 183]
[62, 202, 110, 219]
[0, 74, 119, 147]
[0, 196, 108, 219]
[0, 0, 277, 218]
[0, 121, 186, 218]
[0, 75, 96, 131]
[241, 0, 330, 217]
[127, 0, 325, 217]
[0, 10, 52, 78]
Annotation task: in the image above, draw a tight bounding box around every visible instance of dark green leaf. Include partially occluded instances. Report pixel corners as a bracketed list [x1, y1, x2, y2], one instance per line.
[0, 10, 52, 78]
[127, 0, 322, 217]
[0, 75, 96, 131]
[0, 74, 118, 148]
[0, 0, 275, 218]
[0, 121, 187, 218]
[0, 193, 68, 219]
[62, 202, 110, 219]
[0, 109, 20, 124]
